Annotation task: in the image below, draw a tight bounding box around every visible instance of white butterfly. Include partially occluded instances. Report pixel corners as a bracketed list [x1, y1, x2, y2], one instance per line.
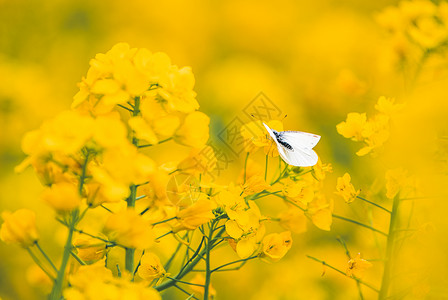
[263, 122, 321, 167]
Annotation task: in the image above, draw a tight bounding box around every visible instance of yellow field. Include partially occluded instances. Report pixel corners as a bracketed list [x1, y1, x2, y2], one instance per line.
[1, 1, 448, 299]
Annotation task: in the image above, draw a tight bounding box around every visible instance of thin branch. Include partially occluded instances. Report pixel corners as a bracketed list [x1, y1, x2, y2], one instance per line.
[70, 251, 86, 265]
[35, 242, 58, 272]
[166, 276, 205, 287]
[117, 104, 133, 112]
[152, 217, 177, 226]
[211, 256, 258, 273]
[27, 248, 55, 280]
[173, 284, 200, 300]
[138, 137, 173, 148]
[332, 214, 388, 237]
[356, 196, 391, 214]
[307, 255, 379, 293]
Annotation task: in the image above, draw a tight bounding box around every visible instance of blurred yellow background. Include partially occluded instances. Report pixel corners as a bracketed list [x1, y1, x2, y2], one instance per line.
[1, 0, 448, 299]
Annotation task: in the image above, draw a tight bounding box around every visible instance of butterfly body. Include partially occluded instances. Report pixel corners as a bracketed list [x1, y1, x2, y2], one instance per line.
[263, 123, 320, 167]
[272, 130, 294, 151]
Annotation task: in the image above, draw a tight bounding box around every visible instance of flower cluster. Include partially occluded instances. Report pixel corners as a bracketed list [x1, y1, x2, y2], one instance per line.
[337, 96, 403, 156]
[1, 44, 333, 300]
[376, 0, 448, 61]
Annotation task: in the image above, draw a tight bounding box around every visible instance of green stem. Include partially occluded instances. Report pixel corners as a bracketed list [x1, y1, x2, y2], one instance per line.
[155, 231, 173, 240]
[131, 96, 141, 145]
[138, 137, 173, 148]
[125, 184, 138, 273]
[49, 151, 89, 299]
[270, 163, 288, 185]
[251, 190, 282, 200]
[356, 196, 391, 214]
[125, 249, 135, 274]
[126, 185, 137, 209]
[133, 250, 145, 280]
[211, 256, 257, 272]
[166, 276, 205, 287]
[356, 280, 364, 300]
[332, 214, 388, 237]
[78, 151, 90, 195]
[264, 155, 268, 181]
[174, 285, 199, 300]
[27, 248, 55, 280]
[117, 104, 133, 113]
[204, 221, 215, 300]
[73, 228, 119, 247]
[378, 194, 401, 299]
[336, 237, 351, 259]
[35, 242, 58, 272]
[243, 152, 249, 184]
[368, 209, 383, 259]
[155, 247, 206, 291]
[155, 227, 224, 293]
[124, 96, 141, 274]
[70, 251, 86, 265]
[152, 217, 177, 226]
[100, 204, 113, 213]
[49, 210, 76, 300]
[307, 255, 379, 293]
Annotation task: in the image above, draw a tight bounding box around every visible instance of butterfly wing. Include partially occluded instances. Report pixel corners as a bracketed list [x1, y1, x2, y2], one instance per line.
[280, 146, 319, 167]
[263, 122, 278, 141]
[280, 131, 320, 167]
[280, 131, 321, 149]
[263, 123, 320, 167]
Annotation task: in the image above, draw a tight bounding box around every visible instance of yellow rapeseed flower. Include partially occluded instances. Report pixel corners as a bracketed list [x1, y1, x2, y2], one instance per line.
[240, 120, 283, 155]
[140, 166, 172, 208]
[137, 252, 166, 280]
[128, 116, 159, 145]
[261, 231, 293, 262]
[73, 42, 199, 117]
[346, 253, 373, 278]
[88, 167, 129, 204]
[238, 159, 270, 195]
[223, 199, 265, 258]
[337, 101, 392, 157]
[282, 178, 314, 206]
[336, 112, 367, 142]
[335, 173, 360, 203]
[357, 114, 390, 156]
[312, 159, 333, 181]
[91, 144, 156, 193]
[0, 209, 39, 247]
[174, 111, 210, 148]
[64, 259, 161, 300]
[16, 110, 94, 172]
[156, 66, 199, 113]
[41, 182, 82, 213]
[177, 146, 217, 177]
[93, 114, 129, 149]
[104, 209, 154, 249]
[375, 96, 404, 115]
[307, 194, 333, 231]
[173, 196, 217, 232]
[74, 237, 107, 262]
